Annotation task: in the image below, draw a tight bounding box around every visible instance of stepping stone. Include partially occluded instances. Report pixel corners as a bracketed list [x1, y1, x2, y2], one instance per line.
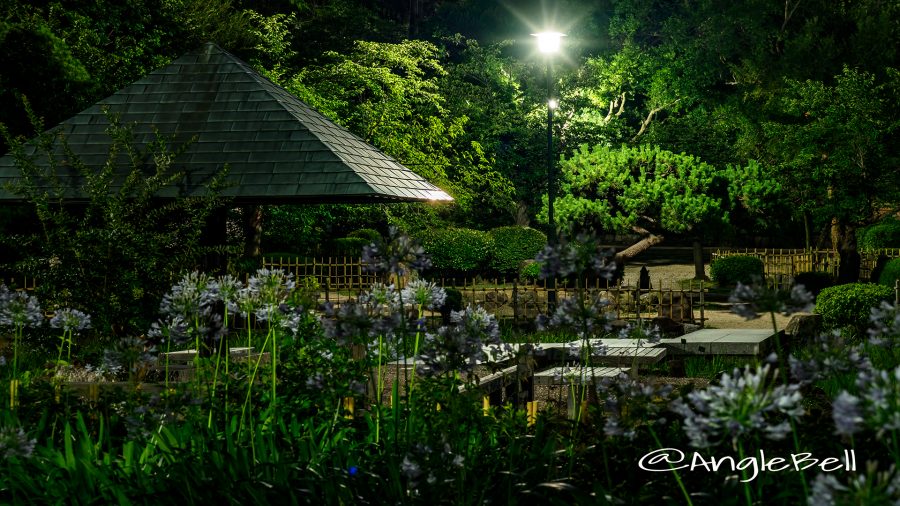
[659, 329, 776, 356]
[533, 339, 665, 365]
[532, 366, 629, 386]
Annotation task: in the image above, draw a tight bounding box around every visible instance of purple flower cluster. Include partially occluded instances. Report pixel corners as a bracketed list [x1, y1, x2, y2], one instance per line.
[534, 234, 617, 280]
[729, 281, 815, 321]
[0, 426, 36, 460]
[597, 373, 675, 440]
[49, 308, 92, 334]
[808, 464, 900, 506]
[416, 306, 507, 377]
[670, 363, 804, 448]
[0, 285, 42, 329]
[831, 365, 900, 438]
[361, 226, 431, 277]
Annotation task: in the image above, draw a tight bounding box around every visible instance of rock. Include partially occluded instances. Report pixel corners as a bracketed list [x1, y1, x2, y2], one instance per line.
[682, 323, 702, 334]
[651, 316, 684, 336]
[785, 313, 822, 342]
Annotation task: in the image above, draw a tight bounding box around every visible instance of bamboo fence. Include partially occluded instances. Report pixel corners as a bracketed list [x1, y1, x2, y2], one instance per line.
[711, 248, 900, 289]
[262, 256, 707, 325]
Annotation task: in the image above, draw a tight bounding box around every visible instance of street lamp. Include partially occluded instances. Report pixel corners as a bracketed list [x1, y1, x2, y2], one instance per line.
[532, 31, 564, 247]
[533, 30, 564, 309]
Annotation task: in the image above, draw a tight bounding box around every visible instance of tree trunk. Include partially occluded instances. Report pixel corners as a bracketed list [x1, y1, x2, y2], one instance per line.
[242, 205, 263, 258]
[832, 217, 860, 283]
[614, 231, 665, 265]
[692, 239, 708, 280]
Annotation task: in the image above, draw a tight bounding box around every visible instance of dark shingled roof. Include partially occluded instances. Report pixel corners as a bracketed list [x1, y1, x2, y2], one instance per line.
[0, 42, 453, 203]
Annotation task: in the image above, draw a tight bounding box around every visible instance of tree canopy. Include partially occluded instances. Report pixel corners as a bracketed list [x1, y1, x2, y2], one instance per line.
[0, 0, 898, 270]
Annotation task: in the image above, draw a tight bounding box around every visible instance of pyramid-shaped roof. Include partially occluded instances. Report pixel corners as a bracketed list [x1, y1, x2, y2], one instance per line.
[0, 42, 452, 203]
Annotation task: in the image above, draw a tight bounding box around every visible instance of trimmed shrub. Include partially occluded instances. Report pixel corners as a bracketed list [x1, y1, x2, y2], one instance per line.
[420, 228, 494, 274]
[792, 271, 835, 296]
[858, 218, 900, 251]
[520, 261, 542, 281]
[878, 258, 900, 288]
[347, 228, 381, 243]
[489, 226, 547, 275]
[710, 255, 765, 286]
[815, 283, 894, 331]
[333, 237, 370, 256]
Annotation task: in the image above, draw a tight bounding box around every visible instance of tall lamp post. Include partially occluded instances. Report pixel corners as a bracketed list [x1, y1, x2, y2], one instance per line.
[533, 31, 564, 308]
[533, 31, 563, 245]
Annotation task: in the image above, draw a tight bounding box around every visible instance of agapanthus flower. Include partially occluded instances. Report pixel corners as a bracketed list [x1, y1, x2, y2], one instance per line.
[788, 330, 871, 385]
[729, 281, 815, 320]
[209, 274, 243, 315]
[359, 283, 400, 313]
[320, 301, 401, 345]
[160, 271, 216, 318]
[597, 373, 675, 440]
[868, 301, 900, 346]
[417, 305, 507, 377]
[0, 426, 36, 460]
[808, 463, 900, 506]
[401, 279, 446, 310]
[837, 365, 900, 439]
[246, 268, 295, 307]
[0, 290, 42, 328]
[534, 234, 617, 281]
[536, 295, 614, 338]
[670, 363, 804, 448]
[832, 391, 864, 436]
[362, 227, 431, 276]
[49, 308, 91, 333]
[147, 314, 191, 347]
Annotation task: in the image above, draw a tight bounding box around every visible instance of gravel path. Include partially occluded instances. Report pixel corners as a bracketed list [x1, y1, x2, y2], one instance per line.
[621, 262, 794, 330]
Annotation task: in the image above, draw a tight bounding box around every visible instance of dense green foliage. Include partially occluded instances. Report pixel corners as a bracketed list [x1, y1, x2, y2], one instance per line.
[878, 259, 900, 289]
[551, 145, 725, 233]
[710, 256, 765, 286]
[519, 261, 542, 281]
[419, 227, 493, 274]
[1, 111, 228, 335]
[815, 283, 894, 331]
[858, 218, 900, 251]
[488, 226, 546, 275]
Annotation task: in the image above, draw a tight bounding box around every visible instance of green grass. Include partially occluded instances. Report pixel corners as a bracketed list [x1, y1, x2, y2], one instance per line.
[683, 355, 758, 380]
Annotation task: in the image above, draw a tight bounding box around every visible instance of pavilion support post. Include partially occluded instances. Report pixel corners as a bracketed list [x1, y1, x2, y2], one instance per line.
[202, 207, 229, 275]
[242, 205, 263, 259]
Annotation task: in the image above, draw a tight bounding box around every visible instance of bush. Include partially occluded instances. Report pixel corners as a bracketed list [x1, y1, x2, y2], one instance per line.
[333, 237, 370, 256]
[347, 228, 381, 243]
[488, 226, 547, 275]
[520, 261, 542, 281]
[710, 255, 765, 286]
[815, 283, 894, 331]
[878, 258, 900, 288]
[792, 271, 834, 296]
[420, 228, 494, 274]
[858, 218, 900, 251]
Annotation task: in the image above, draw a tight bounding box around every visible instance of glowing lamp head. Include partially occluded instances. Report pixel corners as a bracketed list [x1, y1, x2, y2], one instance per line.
[533, 31, 565, 53]
[548, 99, 559, 110]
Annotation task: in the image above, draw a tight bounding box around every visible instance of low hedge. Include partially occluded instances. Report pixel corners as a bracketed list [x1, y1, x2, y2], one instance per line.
[420, 228, 494, 274]
[333, 237, 370, 257]
[858, 218, 900, 251]
[347, 228, 381, 243]
[489, 226, 547, 275]
[520, 261, 542, 281]
[815, 283, 894, 331]
[710, 255, 765, 286]
[878, 258, 900, 289]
